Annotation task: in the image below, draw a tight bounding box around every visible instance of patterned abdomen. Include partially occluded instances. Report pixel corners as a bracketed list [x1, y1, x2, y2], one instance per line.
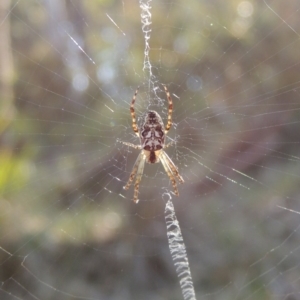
[139, 111, 165, 163]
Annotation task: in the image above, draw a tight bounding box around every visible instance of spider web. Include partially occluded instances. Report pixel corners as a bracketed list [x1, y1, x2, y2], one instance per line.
[1, 0, 300, 299]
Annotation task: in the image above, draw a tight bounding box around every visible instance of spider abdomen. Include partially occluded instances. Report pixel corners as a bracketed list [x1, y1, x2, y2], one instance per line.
[140, 110, 165, 155]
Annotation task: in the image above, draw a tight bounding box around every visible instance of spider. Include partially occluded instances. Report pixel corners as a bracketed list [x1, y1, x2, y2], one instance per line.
[122, 85, 184, 203]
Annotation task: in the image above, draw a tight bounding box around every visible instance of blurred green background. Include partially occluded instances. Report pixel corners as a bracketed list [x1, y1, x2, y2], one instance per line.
[1, 0, 300, 299]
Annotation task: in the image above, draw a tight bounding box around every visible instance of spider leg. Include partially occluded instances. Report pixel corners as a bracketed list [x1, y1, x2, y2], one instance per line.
[124, 152, 143, 191]
[133, 153, 146, 203]
[130, 87, 140, 136]
[163, 85, 173, 134]
[164, 140, 175, 149]
[121, 141, 142, 149]
[159, 151, 179, 196]
[124, 152, 145, 203]
[161, 151, 184, 183]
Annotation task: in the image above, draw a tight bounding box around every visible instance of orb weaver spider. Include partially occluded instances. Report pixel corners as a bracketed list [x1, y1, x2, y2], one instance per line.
[122, 85, 184, 203]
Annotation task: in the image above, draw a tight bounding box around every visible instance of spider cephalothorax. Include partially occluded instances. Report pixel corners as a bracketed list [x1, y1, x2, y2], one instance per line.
[122, 85, 184, 203]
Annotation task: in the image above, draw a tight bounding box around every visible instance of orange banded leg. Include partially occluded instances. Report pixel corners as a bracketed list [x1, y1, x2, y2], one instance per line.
[163, 85, 173, 133]
[124, 152, 143, 191]
[161, 151, 184, 183]
[164, 140, 175, 149]
[132, 153, 145, 203]
[159, 152, 179, 196]
[130, 87, 139, 136]
[121, 141, 141, 149]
